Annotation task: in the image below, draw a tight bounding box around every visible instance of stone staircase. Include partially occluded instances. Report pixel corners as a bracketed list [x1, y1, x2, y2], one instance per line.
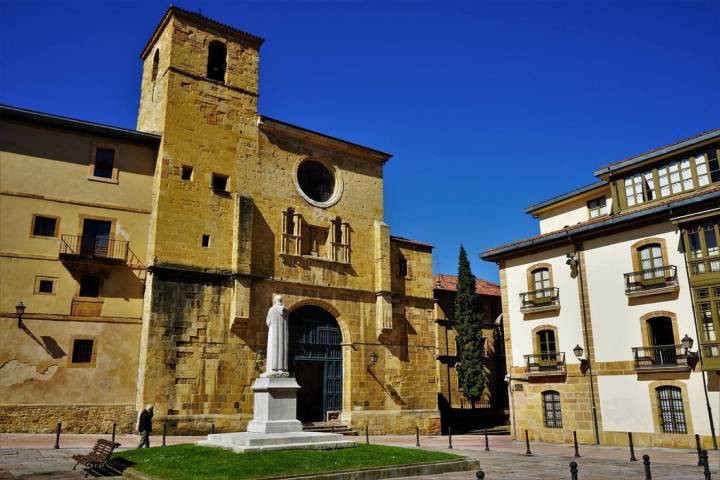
[302, 422, 358, 436]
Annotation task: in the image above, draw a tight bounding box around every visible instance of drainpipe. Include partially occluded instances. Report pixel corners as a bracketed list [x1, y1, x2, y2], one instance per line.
[679, 228, 718, 450]
[568, 233, 601, 445]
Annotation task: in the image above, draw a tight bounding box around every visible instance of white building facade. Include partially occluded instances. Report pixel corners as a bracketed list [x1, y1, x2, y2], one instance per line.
[482, 129, 720, 449]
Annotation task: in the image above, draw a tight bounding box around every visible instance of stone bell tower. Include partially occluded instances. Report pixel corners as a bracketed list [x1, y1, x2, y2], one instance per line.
[134, 7, 265, 431]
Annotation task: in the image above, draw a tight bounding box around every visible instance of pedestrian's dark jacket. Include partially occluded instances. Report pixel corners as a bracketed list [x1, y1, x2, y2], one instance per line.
[138, 409, 153, 433]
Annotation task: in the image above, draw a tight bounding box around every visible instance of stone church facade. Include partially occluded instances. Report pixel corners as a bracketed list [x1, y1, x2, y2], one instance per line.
[0, 7, 440, 434]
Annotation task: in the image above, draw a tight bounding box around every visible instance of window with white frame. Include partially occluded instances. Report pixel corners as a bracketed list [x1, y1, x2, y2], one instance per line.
[587, 197, 607, 218]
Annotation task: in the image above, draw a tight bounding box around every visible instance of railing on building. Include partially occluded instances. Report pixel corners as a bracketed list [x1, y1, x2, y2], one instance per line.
[624, 265, 679, 296]
[524, 352, 566, 376]
[60, 234, 129, 263]
[520, 287, 560, 313]
[631, 344, 689, 371]
[700, 342, 720, 360]
[688, 258, 720, 276]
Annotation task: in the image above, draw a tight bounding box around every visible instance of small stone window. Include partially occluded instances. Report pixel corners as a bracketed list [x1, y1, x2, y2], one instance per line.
[79, 275, 101, 298]
[71, 339, 94, 364]
[181, 165, 194, 181]
[212, 173, 228, 192]
[38, 279, 54, 294]
[542, 390, 562, 429]
[32, 216, 57, 237]
[202, 234, 211, 248]
[93, 148, 115, 179]
[151, 49, 160, 81]
[207, 40, 227, 83]
[297, 160, 335, 203]
[399, 256, 408, 277]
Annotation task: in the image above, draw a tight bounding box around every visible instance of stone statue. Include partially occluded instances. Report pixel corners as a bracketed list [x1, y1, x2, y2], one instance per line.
[263, 294, 289, 377]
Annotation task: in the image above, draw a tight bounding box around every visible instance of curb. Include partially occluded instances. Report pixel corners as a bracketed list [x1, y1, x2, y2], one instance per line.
[122, 458, 480, 480]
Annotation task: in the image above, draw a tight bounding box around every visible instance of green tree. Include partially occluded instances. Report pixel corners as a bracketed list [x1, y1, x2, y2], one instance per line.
[454, 245, 486, 404]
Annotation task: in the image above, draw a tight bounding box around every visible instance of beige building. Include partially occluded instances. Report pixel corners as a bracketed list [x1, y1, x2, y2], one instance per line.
[1, 7, 441, 435]
[482, 130, 720, 449]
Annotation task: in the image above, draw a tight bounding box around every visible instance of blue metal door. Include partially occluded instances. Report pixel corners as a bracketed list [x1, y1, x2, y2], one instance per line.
[289, 305, 342, 422]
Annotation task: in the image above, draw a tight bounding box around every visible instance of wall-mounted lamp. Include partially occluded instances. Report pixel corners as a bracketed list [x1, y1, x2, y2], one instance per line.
[15, 301, 25, 329]
[566, 251, 579, 277]
[681, 334, 700, 370]
[368, 351, 379, 368]
[573, 344, 589, 375]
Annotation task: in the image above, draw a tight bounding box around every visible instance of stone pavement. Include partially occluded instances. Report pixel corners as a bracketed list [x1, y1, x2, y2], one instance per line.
[0, 433, 717, 479]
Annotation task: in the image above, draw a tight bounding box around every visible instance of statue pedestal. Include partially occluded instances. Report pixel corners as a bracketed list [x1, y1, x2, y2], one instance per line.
[196, 376, 356, 453]
[246, 376, 303, 434]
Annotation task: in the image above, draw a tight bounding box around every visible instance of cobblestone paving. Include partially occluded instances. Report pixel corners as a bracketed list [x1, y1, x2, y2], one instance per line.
[0, 433, 717, 479]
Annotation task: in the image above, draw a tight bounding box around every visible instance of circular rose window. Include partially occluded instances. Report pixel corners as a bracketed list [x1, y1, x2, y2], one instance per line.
[295, 160, 342, 207]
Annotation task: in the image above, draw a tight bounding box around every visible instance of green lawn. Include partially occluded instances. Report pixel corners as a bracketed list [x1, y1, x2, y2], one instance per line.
[114, 443, 460, 480]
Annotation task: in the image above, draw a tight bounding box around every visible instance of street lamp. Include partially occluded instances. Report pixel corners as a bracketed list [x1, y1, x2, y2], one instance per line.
[15, 301, 25, 328]
[681, 334, 699, 370]
[573, 344, 589, 375]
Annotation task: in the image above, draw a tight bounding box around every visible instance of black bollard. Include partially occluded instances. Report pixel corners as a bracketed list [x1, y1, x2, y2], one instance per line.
[475, 470, 485, 479]
[628, 432, 637, 461]
[54, 422, 61, 449]
[569, 461, 578, 480]
[112, 422, 117, 443]
[162, 422, 167, 447]
[642, 454, 651, 480]
[415, 427, 420, 447]
[525, 429, 532, 456]
[365, 425, 369, 444]
[211, 423, 215, 435]
[696, 434, 704, 466]
[484, 428, 490, 451]
[701, 449, 712, 480]
[331, 424, 335, 433]
[448, 426, 453, 449]
[573, 430, 580, 458]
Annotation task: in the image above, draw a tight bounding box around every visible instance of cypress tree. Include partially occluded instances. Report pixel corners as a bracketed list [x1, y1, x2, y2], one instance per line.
[454, 245, 486, 404]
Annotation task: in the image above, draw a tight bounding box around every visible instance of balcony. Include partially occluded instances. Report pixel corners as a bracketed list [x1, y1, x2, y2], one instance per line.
[520, 288, 560, 313]
[688, 257, 720, 277]
[624, 266, 679, 297]
[632, 345, 690, 372]
[700, 342, 720, 370]
[60, 234, 129, 264]
[524, 352, 566, 377]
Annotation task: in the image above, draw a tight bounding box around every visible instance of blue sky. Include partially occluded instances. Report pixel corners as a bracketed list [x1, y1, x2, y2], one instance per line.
[1, 1, 718, 282]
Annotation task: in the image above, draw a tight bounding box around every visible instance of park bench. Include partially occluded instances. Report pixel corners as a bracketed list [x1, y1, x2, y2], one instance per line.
[71, 439, 121, 477]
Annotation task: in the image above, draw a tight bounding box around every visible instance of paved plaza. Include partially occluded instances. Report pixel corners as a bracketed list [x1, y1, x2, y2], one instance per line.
[0, 433, 717, 479]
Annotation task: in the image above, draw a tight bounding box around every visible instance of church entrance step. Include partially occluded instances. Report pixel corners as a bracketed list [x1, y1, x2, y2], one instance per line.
[302, 422, 358, 436]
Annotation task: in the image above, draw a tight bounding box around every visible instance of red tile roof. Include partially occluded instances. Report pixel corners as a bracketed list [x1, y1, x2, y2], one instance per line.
[390, 235, 434, 249]
[434, 274, 500, 297]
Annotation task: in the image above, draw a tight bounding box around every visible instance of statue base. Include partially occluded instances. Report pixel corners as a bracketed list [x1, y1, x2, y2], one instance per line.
[197, 375, 357, 453]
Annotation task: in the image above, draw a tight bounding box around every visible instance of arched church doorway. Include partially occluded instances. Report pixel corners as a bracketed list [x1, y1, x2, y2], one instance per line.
[289, 305, 342, 423]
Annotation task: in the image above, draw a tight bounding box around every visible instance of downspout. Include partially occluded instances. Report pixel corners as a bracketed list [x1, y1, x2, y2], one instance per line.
[568, 231, 601, 444]
[678, 223, 718, 450]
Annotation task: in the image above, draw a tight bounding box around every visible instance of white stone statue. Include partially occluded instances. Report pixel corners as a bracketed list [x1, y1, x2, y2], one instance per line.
[263, 294, 289, 377]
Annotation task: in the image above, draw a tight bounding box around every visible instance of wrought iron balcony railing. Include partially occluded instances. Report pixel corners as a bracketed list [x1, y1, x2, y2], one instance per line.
[520, 287, 560, 312]
[524, 352, 566, 376]
[624, 265, 679, 296]
[60, 234, 129, 263]
[632, 344, 689, 371]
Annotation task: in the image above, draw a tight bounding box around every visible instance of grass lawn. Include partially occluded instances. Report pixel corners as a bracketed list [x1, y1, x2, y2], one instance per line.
[114, 443, 461, 480]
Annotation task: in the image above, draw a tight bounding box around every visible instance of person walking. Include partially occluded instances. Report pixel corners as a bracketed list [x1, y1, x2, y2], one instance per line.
[137, 405, 153, 448]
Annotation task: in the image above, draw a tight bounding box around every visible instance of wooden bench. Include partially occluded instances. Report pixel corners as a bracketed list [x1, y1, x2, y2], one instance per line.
[72, 439, 121, 477]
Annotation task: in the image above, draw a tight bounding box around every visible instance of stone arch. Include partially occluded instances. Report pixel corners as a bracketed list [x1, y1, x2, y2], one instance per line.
[630, 237, 669, 271]
[531, 324, 560, 356]
[287, 299, 349, 343]
[639, 310, 679, 347]
[647, 380, 694, 435]
[526, 262, 554, 291]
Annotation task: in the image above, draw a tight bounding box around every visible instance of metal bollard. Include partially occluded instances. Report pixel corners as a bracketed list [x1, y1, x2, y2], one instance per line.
[573, 430, 580, 458]
[569, 461, 578, 480]
[54, 422, 61, 449]
[331, 424, 335, 433]
[696, 434, 704, 466]
[525, 429, 532, 456]
[112, 422, 117, 443]
[448, 426, 453, 449]
[642, 454, 651, 480]
[628, 432, 637, 461]
[365, 425, 369, 444]
[475, 470, 485, 479]
[211, 423, 215, 435]
[484, 428, 490, 451]
[162, 422, 167, 447]
[415, 427, 420, 447]
[701, 449, 712, 480]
